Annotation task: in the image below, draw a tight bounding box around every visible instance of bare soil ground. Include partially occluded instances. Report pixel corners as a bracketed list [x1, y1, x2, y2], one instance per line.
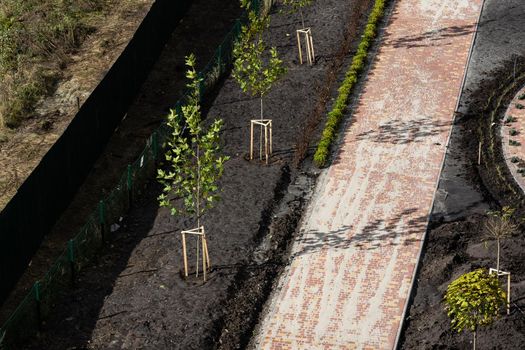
[11, 0, 376, 348]
[400, 0, 525, 348]
[0, 0, 241, 330]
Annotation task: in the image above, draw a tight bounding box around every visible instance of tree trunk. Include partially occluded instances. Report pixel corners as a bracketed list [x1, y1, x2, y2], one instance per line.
[260, 95, 264, 120]
[496, 238, 500, 272]
[300, 9, 305, 29]
[473, 330, 476, 350]
[196, 142, 200, 228]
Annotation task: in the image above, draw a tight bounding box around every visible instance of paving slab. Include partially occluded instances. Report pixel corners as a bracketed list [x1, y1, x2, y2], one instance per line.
[252, 0, 483, 348]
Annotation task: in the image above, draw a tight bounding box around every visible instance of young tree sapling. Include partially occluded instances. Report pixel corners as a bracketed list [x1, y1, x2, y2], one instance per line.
[444, 269, 507, 350]
[233, 5, 286, 160]
[484, 206, 517, 273]
[157, 54, 228, 277]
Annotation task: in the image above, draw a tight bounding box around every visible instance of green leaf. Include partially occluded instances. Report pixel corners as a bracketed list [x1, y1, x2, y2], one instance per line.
[157, 54, 229, 222]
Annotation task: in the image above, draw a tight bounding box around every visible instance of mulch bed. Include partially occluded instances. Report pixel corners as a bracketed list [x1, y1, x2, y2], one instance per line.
[20, 0, 375, 348]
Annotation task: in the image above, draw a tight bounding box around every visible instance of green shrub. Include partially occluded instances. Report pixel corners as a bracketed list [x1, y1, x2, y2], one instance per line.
[509, 128, 519, 136]
[516, 103, 524, 110]
[509, 139, 521, 146]
[444, 269, 506, 350]
[313, 0, 386, 167]
[518, 93, 525, 100]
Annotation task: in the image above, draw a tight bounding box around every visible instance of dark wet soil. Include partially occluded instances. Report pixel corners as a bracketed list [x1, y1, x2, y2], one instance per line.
[0, 0, 242, 327]
[13, 0, 375, 348]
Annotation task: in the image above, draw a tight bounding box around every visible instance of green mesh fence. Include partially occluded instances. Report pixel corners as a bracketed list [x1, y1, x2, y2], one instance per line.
[0, 1, 273, 348]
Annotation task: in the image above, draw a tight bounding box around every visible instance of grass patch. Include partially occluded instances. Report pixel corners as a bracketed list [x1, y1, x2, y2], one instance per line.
[0, 0, 110, 129]
[313, 0, 386, 167]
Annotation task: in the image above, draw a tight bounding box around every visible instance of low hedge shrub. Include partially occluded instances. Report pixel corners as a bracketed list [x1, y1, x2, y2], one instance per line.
[313, 0, 386, 167]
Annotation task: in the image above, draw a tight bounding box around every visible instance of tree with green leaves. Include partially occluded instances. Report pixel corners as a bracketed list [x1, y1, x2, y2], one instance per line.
[283, 0, 313, 29]
[157, 53, 229, 228]
[484, 206, 517, 273]
[233, 5, 286, 123]
[444, 269, 507, 350]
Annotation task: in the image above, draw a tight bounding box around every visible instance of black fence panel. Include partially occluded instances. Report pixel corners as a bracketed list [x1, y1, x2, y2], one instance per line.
[0, 0, 192, 305]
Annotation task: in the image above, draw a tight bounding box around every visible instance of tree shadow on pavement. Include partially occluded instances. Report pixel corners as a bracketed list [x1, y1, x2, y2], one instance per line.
[387, 24, 476, 49]
[355, 116, 450, 144]
[292, 208, 428, 257]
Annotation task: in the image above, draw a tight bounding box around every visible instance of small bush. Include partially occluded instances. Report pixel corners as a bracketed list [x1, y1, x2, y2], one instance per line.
[516, 103, 525, 110]
[509, 128, 519, 136]
[511, 156, 520, 163]
[509, 139, 521, 146]
[518, 93, 525, 100]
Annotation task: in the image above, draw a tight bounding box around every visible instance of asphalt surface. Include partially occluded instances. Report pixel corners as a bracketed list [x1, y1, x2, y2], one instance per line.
[431, 0, 525, 222]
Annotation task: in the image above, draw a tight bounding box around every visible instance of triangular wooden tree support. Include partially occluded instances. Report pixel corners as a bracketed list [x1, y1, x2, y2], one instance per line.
[181, 226, 210, 281]
[489, 268, 511, 315]
[296, 28, 315, 65]
[250, 119, 273, 164]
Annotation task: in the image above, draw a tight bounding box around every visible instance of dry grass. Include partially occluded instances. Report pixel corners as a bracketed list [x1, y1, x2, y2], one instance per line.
[0, 0, 112, 129]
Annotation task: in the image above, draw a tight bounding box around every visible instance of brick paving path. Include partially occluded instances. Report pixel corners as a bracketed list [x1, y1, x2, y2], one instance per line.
[501, 86, 525, 194]
[253, 0, 483, 348]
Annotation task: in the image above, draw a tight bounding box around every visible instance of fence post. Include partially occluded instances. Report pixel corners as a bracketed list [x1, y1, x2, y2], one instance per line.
[234, 19, 242, 40]
[67, 239, 75, 286]
[127, 164, 133, 208]
[175, 101, 183, 118]
[0, 328, 5, 348]
[98, 200, 106, 243]
[151, 131, 159, 160]
[34, 281, 41, 331]
[198, 72, 204, 102]
[152, 131, 158, 160]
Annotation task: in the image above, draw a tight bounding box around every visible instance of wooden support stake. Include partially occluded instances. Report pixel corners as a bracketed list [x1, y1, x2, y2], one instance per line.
[195, 235, 200, 277]
[181, 226, 209, 281]
[269, 120, 273, 155]
[296, 30, 303, 64]
[204, 236, 210, 269]
[296, 28, 316, 65]
[250, 122, 253, 160]
[507, 273, 511, 315]
[181, 232, 188, 277]
[202, 235, 207, 281]
[309, 34, 315, 63]
[264, 123, 269, 164]
[478, 141, 482, 165]
[250, 120, 273, 164]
